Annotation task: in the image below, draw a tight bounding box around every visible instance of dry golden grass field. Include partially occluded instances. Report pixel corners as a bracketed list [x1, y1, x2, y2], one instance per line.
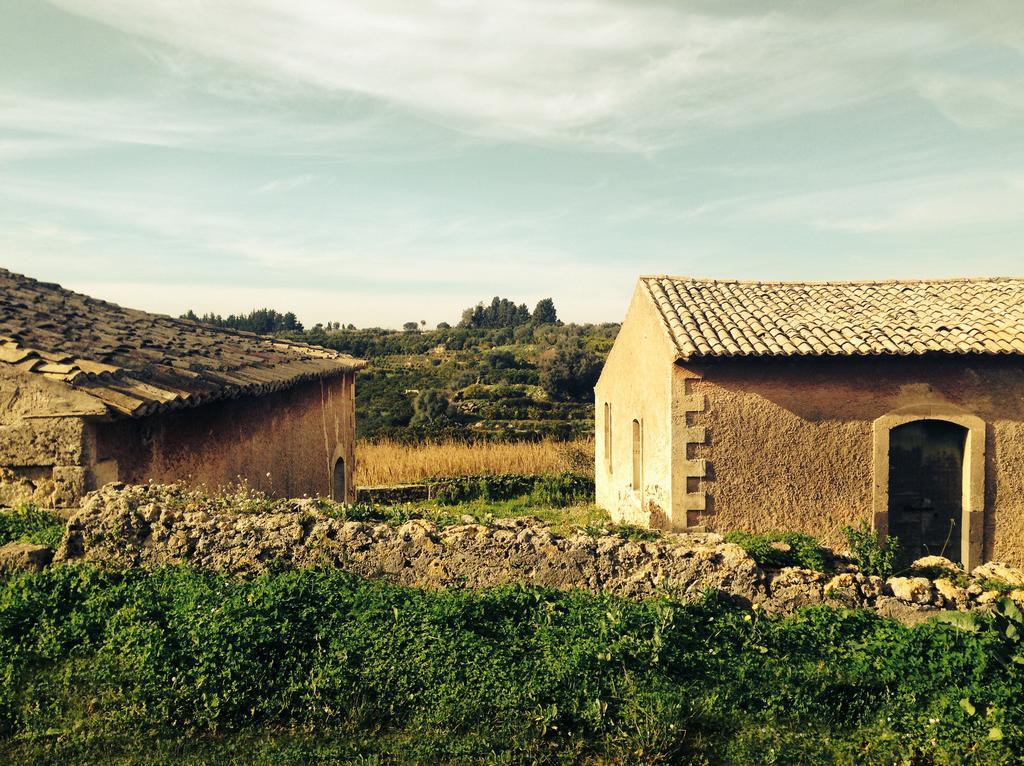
[355, 438, 594, 486]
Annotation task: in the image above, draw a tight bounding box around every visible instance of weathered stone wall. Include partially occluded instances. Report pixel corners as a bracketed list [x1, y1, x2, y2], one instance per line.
[683, 355, 1024, 564]
[0, 364, 97, 507]
[89, 373, 357, 502]
[58, 485, 762, 601]
[52, 485, 1024, 624]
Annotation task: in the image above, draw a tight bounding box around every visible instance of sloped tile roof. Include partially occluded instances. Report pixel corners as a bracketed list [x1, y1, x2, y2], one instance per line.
[642, 276, 1024, 360]
[0, 268, 365, 418]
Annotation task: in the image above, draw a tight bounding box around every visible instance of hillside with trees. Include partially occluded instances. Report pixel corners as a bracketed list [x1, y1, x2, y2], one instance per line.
[183, 297, 618, 441]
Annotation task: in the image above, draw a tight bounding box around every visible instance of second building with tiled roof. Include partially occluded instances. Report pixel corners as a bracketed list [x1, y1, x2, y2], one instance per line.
[595, 275, 1024, 569]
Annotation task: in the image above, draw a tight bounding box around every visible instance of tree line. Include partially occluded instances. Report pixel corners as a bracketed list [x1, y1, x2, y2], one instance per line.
[180, 308, 304, 334]
[181, 295, 559, 335]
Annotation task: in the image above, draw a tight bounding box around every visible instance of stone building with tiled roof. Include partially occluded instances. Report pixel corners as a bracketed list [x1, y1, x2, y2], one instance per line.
[0, 268, 365, 507]
[595, 276, 1024, 569]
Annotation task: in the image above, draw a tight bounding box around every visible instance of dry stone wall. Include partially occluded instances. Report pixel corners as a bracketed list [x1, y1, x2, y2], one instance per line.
[50, 484, 1024, 624]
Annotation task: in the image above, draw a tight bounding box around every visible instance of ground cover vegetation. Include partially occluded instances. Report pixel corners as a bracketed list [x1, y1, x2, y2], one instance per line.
[429, 472, 593, 507]
[2, 565, 1022, 765]
[0, 505, 63, 549]
[724, 524, 911, 578]
[185, 297, 618, 442]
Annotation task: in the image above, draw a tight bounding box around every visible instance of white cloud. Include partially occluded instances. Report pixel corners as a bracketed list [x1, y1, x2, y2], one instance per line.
[0, 87, 450, 160]
[748, 172, 1024, 233]
[254, 174, 317, 194]
[914, 74, 1024, 130]
[38, 0, 1024, 150]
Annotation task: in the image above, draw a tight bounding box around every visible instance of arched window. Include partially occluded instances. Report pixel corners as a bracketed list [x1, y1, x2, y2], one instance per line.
[631, 418, 642, 490]
[603, 402, 612, 473]
[332, 457, 346, 502]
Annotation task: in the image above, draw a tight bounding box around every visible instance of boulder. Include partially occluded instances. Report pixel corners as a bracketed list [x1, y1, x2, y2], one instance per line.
[874, 595, 939, 626]
[976, 590, 1002, 606]
[764, 567, 828, 612]
[0, 542, 53, 573]
[824, 573, 862, 608]
[912, 555, 962, 573]
[933, 578, 968, 609]
[972, 562, 1024, 588]
[887, 576, 936, 606]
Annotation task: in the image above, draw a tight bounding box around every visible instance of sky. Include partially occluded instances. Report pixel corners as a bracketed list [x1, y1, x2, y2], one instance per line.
[2, 1, 1024, 328]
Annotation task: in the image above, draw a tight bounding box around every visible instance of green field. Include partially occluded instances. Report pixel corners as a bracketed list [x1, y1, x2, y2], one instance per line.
[2, 561, 1021, 766]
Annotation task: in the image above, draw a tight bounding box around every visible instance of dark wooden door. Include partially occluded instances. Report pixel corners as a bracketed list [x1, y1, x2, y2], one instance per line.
[888, 420, 966, 563]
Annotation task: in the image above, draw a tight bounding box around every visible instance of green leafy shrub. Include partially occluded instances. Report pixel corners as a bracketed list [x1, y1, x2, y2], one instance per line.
[843, 521, 906, 578]
[937, 596, 1024, 670]
[0, 504, 64, 548]
[723, 530, 829, 571]
[529, 473, 594, 507]
[0, 566, 1021, 764]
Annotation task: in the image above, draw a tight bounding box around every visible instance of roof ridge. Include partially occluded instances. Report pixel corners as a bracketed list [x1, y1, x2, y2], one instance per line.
[639, 275, 1024, 286]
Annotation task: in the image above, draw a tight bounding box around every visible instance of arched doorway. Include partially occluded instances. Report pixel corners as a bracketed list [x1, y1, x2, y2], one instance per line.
[888, 420, 967, 562]
[331, 458, 346, 502]
[873, 407, 986, 570]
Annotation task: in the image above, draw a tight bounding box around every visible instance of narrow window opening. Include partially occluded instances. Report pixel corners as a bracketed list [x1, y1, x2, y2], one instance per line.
[332, 457, 346, 502]
[604, 402, 613, 473]
[631, 418, 642, 490]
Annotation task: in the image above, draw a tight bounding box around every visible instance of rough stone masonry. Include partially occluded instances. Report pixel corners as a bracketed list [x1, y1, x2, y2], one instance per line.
[43, 484, 1024, 624]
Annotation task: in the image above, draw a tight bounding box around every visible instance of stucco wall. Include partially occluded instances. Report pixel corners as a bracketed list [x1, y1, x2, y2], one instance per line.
[594, 284, 676, 526]
[682, 355, 1024, 564]
[90, 373, 358, 501]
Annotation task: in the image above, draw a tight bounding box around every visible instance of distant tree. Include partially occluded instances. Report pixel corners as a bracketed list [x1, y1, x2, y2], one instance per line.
[402, 321, 420, 332]
[436, 321, 452, 330]
[410, 389, 450, 425]
[457, 296, 532, 329]
[532, 298, 558, 324]
[540, 341, 602, 401]
[485, 349, 517, 370]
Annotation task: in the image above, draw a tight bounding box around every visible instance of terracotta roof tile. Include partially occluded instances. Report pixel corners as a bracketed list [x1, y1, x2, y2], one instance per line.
[0, 268, 366, 418]
[642, 276, 1024, 360]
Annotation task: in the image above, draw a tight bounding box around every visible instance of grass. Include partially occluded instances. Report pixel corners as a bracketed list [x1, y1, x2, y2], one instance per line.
[0, 505, 64, 549]
[355, 438, 593, 486]
[1, 565, 1022, 765]
[316, 497, 608, 537]
[723, 530, 831, 571]
[429, 498, 607, 534]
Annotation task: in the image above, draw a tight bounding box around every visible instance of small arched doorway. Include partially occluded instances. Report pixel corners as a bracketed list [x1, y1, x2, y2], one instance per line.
[888, 420, 967, 562]
[331, 458, 346, 502]
[873, 407, 986, 570]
